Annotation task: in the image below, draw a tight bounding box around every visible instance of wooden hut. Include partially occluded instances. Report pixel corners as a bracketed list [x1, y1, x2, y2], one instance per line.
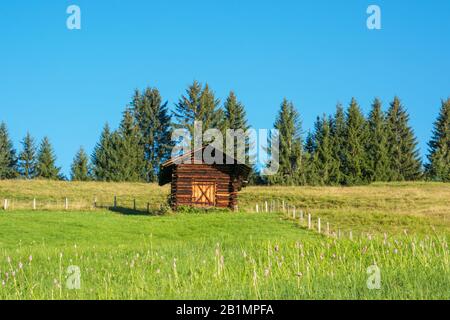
[159, 147, 251, 210]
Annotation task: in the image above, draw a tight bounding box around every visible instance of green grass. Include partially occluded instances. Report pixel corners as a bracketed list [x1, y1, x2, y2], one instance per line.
[0, 180, 449, 299]
[1, 180, 449, 235]
[0, 210, 448, 299]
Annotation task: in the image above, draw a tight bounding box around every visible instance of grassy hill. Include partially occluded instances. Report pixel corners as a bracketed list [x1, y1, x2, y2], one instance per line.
[1, 180, 449, 234]
[0, 180, 448, 299]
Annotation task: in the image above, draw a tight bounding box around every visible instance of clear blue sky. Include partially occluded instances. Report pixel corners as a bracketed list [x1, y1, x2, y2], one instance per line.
[1, 0, 449, 176]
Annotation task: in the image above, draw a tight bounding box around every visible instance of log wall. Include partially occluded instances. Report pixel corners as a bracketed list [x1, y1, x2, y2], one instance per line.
[170, 164, 240, 209]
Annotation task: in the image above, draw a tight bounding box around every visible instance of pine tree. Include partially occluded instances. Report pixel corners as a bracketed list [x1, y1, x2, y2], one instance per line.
[267, 99, 303, 185]
[366, 98, 390, 181]
[386, 97, 422, 181]
[342, 98, 369, 185]
[36, 137, 61, 180]
[426, 98, 450, 181]
[313, 115, 334, 185]
[174, 81, 224, 145]
[92, 124, 114, 181]
[71, 147, 91, 181]
[329, 104, 346, 185]
[133, 88, 173, 182]
[0, 122, 18, 179]
[18, 132, 38, 179]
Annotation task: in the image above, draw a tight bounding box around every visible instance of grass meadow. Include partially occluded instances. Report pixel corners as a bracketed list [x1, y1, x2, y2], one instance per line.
[0, 180, 449, 299]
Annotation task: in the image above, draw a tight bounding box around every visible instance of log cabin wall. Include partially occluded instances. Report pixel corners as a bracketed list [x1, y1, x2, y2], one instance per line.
[171, 163, 240, 209]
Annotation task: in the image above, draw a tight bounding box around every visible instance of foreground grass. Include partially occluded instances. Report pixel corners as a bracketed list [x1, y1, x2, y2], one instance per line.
[0, 211, 448, 299]
[0, 181, 449, 299]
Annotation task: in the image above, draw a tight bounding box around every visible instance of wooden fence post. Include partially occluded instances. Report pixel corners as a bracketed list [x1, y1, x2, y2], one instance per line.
[93, 196, 97, 208]
[293, 206, 296, 219]
[133, 199, 136, 210]
[282, 200, 285, 212]
[114, 196, 117, 208]
[349, 230, 353, 240]
[147, 202, 150, 214]
[317, 218, 321, 233]
[300, 210, 304, 221]
[33, 198, 36, 210]
[308, 213, 311, 229]
[265, 201, 268, 213]
[256, 204, 259, 213]
[64, 198, 69, 210]
[3, 199, 8, 210]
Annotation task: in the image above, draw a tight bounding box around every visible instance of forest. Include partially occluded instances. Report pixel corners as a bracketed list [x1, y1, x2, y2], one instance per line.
[0, 80, 449, 185]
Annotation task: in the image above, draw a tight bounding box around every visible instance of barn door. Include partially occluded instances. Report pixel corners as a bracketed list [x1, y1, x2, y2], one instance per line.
[192, 182, 216, 206]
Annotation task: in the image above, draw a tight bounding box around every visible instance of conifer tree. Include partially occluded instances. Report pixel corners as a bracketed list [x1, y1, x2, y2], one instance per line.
[342, 98, 369, 185]
[366, 98, 390, 181]
[224, 91, 249, 133]
[426, 98, 450, 181]
[70, 147, 91, 181]
[133, 88, 173, 182]
[329, 104, 346, 184]
[223, 91, 252, 163]
[386, 97, 422, 181]
[111, 109, 146, 182]
[0, 122, 18, 179]
[174, 81, 224, 144]
[303, 130, 319, 185]
[313, 115, 334, 185]
[267, 99, 303, 185]
[18, 132, 37, 179]
[92, 124, 114, 181]
[36, 137, 61, 180]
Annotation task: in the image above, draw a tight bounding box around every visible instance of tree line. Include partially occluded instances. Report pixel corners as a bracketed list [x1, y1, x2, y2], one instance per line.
[0, 81, 449, 184]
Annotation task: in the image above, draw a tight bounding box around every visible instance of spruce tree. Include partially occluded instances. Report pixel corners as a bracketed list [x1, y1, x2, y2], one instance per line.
[18, 132, 38, 179]
[223, 91, 252, 162]
[200, 84, 225, 134]
[366, 98, 390, 181]
[329, 104, 346, 185]
[174, 81, 224, 144]
[92, 124, 114, 181]
[36, 137, 61, 180]
[303, 130, 319, 185]
[386, 97, 422, 181]
[224, 91, 249, 133]
[313, 115, 334, 185]
[0, 122, 18, 179]
[133, 88, 173, 182]
[267, 99, 303, 185]
[426, 98, 450, 181]
[71, 147, 91, 181]
[342, 98, 369, 185]
[111, 109, 146, 182]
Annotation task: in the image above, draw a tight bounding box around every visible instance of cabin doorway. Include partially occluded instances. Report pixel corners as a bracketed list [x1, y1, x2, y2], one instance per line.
[192, 182, 216, 207]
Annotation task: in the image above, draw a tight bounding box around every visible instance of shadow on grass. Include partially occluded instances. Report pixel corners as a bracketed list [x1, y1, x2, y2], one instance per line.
[106, 206, 162, 216]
